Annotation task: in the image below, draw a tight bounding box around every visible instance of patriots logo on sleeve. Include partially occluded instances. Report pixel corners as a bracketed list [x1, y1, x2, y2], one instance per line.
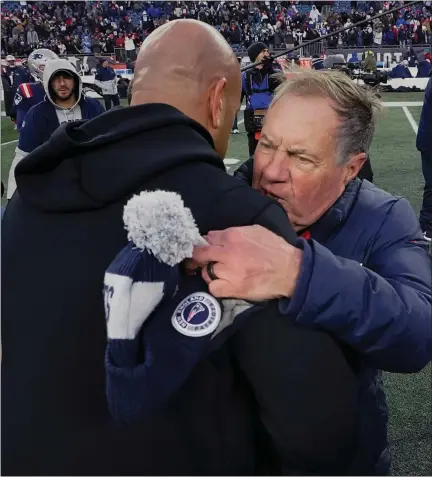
[14, 92, 23, 105]
[30, 53, 44, 60]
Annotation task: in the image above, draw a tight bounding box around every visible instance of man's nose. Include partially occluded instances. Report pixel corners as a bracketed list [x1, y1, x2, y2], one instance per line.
[262, 151, 287, 183]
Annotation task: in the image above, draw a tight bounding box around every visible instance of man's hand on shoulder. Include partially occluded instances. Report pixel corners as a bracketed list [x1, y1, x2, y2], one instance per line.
[190, 225, 303, 301]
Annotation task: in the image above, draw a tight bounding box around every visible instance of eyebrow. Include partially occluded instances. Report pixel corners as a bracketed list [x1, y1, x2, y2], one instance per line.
[287, 148, 320, 162]
[260, 133, 276, 146]
[261, 135, 319, 161]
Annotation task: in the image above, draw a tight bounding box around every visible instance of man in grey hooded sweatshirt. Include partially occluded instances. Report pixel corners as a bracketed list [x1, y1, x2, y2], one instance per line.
[7, 58, 104, 199]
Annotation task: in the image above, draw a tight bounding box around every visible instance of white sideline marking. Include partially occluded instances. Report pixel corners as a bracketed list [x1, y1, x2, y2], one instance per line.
[239, 102, 422, 109]
[224, 158, 240, 165]
[402, 106, 419, 134]
[384, 101, 423, 107]
[2, 139, 18, 146]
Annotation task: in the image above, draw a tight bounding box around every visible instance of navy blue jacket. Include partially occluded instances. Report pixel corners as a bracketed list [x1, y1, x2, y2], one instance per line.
[233, 162, 431, 474]
[13, 81, 45, 131]
[95, 65, 116, 81]
[388, 64, 412, 79]
[280, 179, 431, 474]
[242, 66, 278, 111]
[3, 66, 30, 91]
[417, 60, 432, 78]
[417, 77, 432, 153]
[18, 96, 104, 154]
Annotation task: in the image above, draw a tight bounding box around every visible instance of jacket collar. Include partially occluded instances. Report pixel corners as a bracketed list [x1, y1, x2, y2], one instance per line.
[304, 179, 362, 243]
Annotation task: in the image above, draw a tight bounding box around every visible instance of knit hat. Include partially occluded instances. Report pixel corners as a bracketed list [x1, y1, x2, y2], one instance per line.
[104, 190, 206, 366]
[104, 190, 252, 424]
[248, 41, 268, 62]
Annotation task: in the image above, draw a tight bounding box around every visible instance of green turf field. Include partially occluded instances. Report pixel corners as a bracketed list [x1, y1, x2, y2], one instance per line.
[1, 92, 431, 475]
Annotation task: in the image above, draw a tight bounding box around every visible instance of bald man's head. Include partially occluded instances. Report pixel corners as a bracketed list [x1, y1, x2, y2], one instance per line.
[131, 20, 241, 158]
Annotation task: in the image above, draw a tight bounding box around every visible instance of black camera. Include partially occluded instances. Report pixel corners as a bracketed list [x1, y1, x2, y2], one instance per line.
[331, 62, 388, 87]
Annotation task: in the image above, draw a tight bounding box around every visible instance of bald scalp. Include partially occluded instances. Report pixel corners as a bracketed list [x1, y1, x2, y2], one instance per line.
[131, 19, 240, 106]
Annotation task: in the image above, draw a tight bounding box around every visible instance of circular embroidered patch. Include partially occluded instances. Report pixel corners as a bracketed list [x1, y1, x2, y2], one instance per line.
[172, 292, 221, 337]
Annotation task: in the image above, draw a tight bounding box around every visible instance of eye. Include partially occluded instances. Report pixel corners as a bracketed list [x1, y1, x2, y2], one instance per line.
[298, 156, 313, 164]
[260, 142, 271, 149]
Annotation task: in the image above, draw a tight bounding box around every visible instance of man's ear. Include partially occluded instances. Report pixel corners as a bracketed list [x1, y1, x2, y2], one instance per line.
[344, 152, 366, 184]
[209, 77, 227, 130]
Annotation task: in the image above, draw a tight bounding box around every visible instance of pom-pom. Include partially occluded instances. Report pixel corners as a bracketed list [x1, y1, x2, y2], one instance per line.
[123, 190, 207, 266]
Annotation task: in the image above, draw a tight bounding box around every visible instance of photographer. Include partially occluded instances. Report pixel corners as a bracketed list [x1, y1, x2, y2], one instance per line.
[242, 42, 279, 156]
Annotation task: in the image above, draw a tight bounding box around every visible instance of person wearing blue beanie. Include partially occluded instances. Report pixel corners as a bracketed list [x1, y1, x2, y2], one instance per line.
[104, 191, 252, 423]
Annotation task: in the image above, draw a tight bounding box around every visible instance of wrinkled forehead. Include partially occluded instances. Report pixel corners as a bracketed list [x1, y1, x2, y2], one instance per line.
[264, 94, 340, 151]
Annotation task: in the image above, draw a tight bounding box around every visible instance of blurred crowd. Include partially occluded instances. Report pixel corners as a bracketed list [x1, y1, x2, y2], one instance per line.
[1, 1, 432, 58]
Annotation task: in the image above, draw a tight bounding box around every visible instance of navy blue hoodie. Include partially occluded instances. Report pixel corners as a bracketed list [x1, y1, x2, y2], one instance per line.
[2, 104, 357, 476]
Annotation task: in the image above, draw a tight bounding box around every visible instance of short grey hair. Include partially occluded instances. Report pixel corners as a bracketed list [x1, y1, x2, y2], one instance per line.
[270, 69, 383, 165]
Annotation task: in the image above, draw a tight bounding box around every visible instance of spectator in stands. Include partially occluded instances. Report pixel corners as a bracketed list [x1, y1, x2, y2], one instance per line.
[124, 33, 136, 61]
[1, 1, 431, 56]
[398, 25, 407, 48]
[94, 58, 120, 110]
[309, 4, 320, 25]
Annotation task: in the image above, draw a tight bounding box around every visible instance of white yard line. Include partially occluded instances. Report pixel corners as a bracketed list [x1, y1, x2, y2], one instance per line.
[1, 139, 18, 146]
[224, 158, 240, 165]
[384, 102, 423, 107]
[402, 106, 419, 134]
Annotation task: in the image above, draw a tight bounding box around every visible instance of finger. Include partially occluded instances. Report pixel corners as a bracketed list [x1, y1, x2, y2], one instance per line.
[201, 265, 211, 285]
[201, 261, 229, 284]
[192, 244, 228, 267]
[208, 278, 237, 299]
[205, 230, 226, 246]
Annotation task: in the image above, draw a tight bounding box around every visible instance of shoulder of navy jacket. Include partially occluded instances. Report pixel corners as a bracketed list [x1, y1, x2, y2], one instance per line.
[309, 179, 362, 242]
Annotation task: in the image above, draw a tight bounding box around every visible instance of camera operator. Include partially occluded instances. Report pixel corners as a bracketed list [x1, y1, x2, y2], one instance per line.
[242, 42, 279, 156]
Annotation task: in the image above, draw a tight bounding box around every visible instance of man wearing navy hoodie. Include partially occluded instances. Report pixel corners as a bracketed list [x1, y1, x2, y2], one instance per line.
[2, 20, 358, 476]
[6, 58, 104, 200]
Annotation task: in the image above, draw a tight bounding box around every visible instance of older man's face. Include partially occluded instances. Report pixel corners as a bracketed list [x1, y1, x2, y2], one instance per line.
[253, 94, 363, 231]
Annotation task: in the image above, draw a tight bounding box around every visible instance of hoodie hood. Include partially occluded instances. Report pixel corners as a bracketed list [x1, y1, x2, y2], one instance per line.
[15, 104, 224, 212]
[43, 58, 82, 110]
